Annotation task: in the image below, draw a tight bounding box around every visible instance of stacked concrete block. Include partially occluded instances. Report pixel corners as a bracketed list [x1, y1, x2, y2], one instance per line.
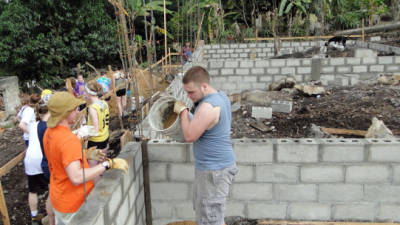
[271, 100, 292, 113]
[70, 142, 145, 225]
[147, 138, 400, 223]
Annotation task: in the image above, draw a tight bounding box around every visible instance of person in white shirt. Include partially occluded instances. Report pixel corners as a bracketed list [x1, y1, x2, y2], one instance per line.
[18, 94, 40, 147]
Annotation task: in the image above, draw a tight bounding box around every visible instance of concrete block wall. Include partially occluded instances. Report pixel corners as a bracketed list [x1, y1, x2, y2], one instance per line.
[148, 138, 400, 224]
[204, 41, 323, 60]
[69, 142, 146, 225]
[355, 41, 400, 55]
[207, 56, 400, 94]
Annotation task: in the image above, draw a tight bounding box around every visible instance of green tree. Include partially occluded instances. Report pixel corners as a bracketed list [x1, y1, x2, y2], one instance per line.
[0, 0, 119, 88]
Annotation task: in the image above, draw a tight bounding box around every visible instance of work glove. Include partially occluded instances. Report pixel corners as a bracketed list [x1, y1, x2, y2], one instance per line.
[72, 125, 98, 139]
[84, 146, 106, 161]
[107, 158, 129, 173]
[173, 101, 188, 115]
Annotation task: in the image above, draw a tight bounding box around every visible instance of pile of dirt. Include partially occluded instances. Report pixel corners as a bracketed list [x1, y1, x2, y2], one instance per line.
[231, 83, 400, 139]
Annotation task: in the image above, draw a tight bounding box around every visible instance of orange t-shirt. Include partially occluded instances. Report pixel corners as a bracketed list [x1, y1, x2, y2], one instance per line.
[43, 125, 94, 213]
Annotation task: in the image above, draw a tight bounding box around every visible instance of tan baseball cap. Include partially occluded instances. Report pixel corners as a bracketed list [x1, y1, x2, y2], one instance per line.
[47, 92, 85, 128]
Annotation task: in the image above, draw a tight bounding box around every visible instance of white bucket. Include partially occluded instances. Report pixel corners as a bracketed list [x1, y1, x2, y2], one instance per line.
[148, 96, 185, 142]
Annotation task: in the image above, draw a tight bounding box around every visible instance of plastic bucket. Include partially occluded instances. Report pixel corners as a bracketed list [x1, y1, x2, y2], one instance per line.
[148, 96, 185, 142]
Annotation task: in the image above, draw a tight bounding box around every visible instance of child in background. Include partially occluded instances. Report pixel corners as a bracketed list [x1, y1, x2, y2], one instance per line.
[75, 74, 86, 97]
[18, 94, 40, 147]
[96, 74, 111, 95]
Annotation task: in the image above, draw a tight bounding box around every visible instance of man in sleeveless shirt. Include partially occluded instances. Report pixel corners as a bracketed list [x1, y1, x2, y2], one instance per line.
[174, 66, 238, 225]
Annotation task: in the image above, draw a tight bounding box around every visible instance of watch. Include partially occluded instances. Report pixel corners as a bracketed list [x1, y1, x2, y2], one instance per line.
[102, 161, 110, 170]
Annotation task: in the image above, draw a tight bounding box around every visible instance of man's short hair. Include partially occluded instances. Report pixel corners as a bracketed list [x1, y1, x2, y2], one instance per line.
[182, 66, 210, 85]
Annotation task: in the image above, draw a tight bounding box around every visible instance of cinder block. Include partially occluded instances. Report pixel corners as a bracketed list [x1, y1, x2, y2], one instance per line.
[393, 165, 400, 184]
[362, 57, 377, 64]
[270, 59, 286, 67]
[368, 139, 400, 162]
[277, 139, 319, 163]
[319, 184, 363, 202]
[231, 54, 239, 58]
[365, 185, 400, 202]
[211, 77, 227, 83]
[226, 49, 234, 54]
[221, 44, 230, 49]
[287, 59, 301, 66]
[282, 42, 290, 47]
[330, 58, 345, 65]
[115, 198, 129, 225]
[129, 177, 140, 209]
[251, 68, 264, 74]
[248, 203, 287, 219]
[150, 182, 190, 200]
[230, 44, 239, 48]
[302, 59, 311, 66]
[208, 69, 220, 76]
[297, 67, 311, 74]
[346, 165, 390, 183]
[221, 54, 230, 58]
[260, 76, 272, 82]
[267, 43, 274, 48]
[255, 165, 298, 183]
[108, 185, 123, 218]
[211, 44, 220, 49]
[222, 82, 237, 90]
[232, 183, 273, 200]
[387, 65, 400, 72]
[233, 139, 273, 163]
[378, 56, 394, 64]
[267, 68, 280, 75]
[126, 211, 136, 225]
[235, 49, 244, 53]
[209, 61, 224, 68]
[228, 76, 242, 82]
[170, 163, 194, 182]
[333, 203, 376, 221]
[257, 43, 267, 48]
[225, 202, 246, 217]
[221, 69, 234, 76]
[239, 53, 248, 58]
[301, 166, 344, 182]
[369, 65, 385, 72]
[217, 49, 226, 54]
[337, 66, 351, 73]
[175, 202, 196, 219]
[235, 165, 254, 182]
[346, 58, 361, 65]
[147, 142, 188, 162]
[149, 162, 167, 181]
[239, 44, 248, 48]
[251, 106, 272, 119]
[252, 83, 267, 89]
[321, 66, 335, 73]
[353, 65, 368, 73]
[244, 76, 257, 82]
[236, 68, 250, 75]
[225, 61, 238, 68]
[281, 67, 295, 75]
[395, 56, 400, 64]
[289, 203, 330, 220]
[204, 45, 211, 50]
[240, 60, 254, 68]
[321, 139, 365, 162]
[378, 204, 400, 221]
[275, 184, 317, 201]
[271, 100, 292, 113]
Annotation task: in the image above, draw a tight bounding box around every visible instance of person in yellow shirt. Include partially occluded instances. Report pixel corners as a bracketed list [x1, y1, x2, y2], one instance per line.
[84, 81, 110, 174]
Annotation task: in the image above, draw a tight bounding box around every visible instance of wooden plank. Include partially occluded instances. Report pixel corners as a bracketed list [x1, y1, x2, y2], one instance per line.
[141, 139, 152, 225]
[321, 127, 367, 137]
[0, 182, 10, 225]
[257, 220, 400, 225]
[0, 150, 25, 178]
[250, 121, 272, 132]
[244, 35, 362, 41]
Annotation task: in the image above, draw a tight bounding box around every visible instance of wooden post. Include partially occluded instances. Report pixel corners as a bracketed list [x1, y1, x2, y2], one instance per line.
[0, 182, 10, 225]
[163, 0, 167, 59]
[168, 48, 172, 73]
[362, 19, 365, 41]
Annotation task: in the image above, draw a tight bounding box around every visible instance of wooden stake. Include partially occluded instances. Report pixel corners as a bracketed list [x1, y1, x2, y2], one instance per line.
[362, 19, 365, 41]
[168, 48, 172, 73]
[0, 151, 25, 177]
[0, 182, 10, 225]
[163, 0, 167, 58]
